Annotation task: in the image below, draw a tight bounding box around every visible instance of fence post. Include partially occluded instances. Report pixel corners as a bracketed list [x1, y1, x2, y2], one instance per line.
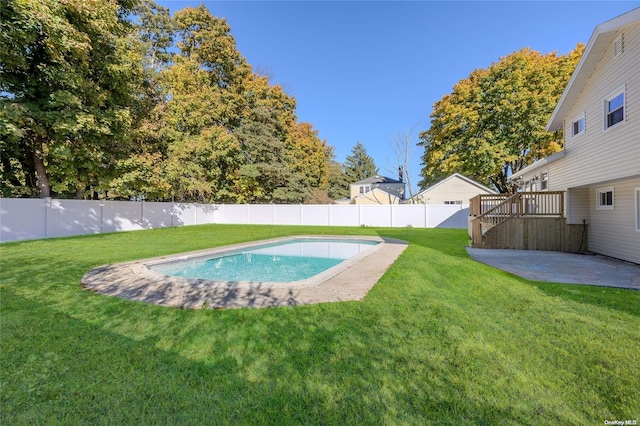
[44, 197, 51, 238]
[424, 203, 428, 228]
[100, 200, 105, 234]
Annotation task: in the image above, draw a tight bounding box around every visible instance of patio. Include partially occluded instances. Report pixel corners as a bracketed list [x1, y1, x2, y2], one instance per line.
[466, 248, 640, 289]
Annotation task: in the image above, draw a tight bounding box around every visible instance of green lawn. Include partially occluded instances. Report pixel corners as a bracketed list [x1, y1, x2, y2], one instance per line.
[1, 225, 638, 424]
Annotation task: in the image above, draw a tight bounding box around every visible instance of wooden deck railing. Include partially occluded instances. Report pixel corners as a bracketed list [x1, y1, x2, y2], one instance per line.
[469, 194, 512, 216]
[470, 191, 565, 247]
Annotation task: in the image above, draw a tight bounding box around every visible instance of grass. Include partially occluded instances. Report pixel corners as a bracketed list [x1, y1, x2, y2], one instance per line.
[1, 225, 639, 424]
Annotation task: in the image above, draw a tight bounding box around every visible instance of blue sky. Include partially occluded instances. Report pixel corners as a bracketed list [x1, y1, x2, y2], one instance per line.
[156, 1, 639, 192]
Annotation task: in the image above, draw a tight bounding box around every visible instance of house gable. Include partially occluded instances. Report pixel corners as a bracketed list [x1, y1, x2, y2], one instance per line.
[511, 8, 640, 191]
[414, 173, 496, 204]
[507, 8, 640, 264]
[349, 175, 405, 203]
[548, 8, 640, 132]
[353, 187, 400, 205]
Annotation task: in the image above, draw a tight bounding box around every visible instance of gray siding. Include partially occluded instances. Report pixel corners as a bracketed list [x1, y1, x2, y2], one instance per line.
[588, 176, 640, 263]
[567, 187, 590, 225]
[517, 19, 640, 263]
[554, 21, 640, 189]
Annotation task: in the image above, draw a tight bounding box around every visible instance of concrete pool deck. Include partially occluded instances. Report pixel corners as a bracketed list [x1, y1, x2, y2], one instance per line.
[466, 248, 640, 290]
[81, 236, 409, 309]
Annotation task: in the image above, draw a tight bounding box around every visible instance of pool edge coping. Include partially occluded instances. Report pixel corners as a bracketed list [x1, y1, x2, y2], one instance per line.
[81, 235, 409, 309]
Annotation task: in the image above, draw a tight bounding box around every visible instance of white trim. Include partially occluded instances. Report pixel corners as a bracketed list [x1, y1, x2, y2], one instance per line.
[546, 8, 640, 131]
[635, 188, 640, 232]
[540, 171, 549, 191]
[571, 112, 585, 138]
[603, 84, 626, 131]
[509, 150, 566, 181]
[414, 172, 497, 199]
[596, 186, 615, 210]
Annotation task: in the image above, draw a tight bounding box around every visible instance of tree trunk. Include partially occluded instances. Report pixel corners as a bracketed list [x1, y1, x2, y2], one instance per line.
[32, 136, 50, 198]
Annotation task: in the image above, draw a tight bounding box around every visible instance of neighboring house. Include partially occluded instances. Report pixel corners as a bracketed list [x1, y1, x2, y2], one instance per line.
[349, 175, 405, 205]
[509, 8, 640, 264]
[413, 173, 497, 204]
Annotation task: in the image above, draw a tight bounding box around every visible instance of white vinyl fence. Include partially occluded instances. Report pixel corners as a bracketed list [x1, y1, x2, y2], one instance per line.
[0, 198, 469, 242]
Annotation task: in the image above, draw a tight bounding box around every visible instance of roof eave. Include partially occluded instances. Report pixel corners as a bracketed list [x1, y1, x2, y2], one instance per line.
[509, 151, 566, 181]
[415, 173, 497, 197]
[546, 8, 640, 132]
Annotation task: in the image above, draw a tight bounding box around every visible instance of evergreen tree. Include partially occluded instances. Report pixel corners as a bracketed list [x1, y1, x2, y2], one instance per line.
[343, 142, 378, 183]
[326, 160, 350, 200]
[234, 104, 294, 203]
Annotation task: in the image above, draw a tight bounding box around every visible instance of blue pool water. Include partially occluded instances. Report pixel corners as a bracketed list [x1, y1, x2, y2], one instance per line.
[147, 238, 379, 283]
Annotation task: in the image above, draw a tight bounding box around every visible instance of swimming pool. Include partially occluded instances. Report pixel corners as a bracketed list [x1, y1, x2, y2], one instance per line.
[81, 235, 409, 308]
[147, 238, 379, 283]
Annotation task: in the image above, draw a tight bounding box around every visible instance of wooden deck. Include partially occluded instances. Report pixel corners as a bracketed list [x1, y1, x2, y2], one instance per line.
[469, 192, 586, 252]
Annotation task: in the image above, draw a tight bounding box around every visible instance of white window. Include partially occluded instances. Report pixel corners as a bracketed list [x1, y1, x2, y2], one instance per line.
[596, 187, 614, 210]
[571, 113, 585, 137]
[604, 87, 625, 129]
[635, 188, 640, 231]
[540, 172, 548, 190]
[523, 178, 538, 192]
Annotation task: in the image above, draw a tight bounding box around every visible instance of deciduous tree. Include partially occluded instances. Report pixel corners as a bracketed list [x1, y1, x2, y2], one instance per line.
[1, 2, 335, 204]
[0, 0, 149, 198]
[285, 122, 332, 194]
[389, 129, 416, 201]
[419, 45, 583, 193]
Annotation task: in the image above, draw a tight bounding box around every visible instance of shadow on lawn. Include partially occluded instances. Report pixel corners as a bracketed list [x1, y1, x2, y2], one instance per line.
[3, 287, 559, 425]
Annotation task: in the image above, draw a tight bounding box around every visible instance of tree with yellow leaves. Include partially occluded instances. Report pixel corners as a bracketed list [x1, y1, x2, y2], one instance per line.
[418, 45, 584, 193]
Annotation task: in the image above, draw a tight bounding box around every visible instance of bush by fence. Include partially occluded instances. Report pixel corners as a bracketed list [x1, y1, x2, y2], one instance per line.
[0, 198, 469, 242]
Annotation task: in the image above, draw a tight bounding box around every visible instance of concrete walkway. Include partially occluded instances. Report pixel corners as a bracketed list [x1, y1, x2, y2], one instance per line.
[466, 248, 640, 290]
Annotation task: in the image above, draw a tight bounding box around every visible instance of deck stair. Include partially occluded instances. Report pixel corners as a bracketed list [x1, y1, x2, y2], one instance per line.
[469, 191, 580, 250]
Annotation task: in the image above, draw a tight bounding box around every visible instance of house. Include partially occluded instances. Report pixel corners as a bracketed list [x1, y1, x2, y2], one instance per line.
[349, 175, 405, 205]
[413, 173, 497, 204]
[508, 8, 640, 264]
